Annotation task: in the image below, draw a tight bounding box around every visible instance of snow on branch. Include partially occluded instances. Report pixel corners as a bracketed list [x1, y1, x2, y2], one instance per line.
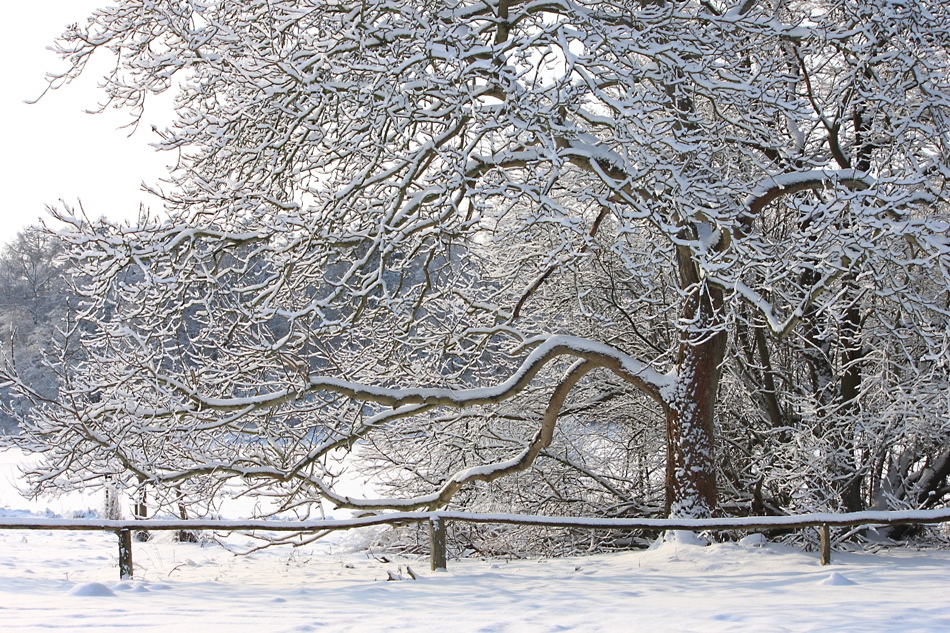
[744, 170, 875, 222]
[164, 335, 675, 414]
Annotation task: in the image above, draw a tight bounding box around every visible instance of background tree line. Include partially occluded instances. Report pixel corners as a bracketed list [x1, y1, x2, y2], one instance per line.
[0, 228, 72, 435]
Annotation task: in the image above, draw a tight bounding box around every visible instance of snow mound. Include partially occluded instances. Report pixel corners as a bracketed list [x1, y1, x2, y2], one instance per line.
[739, 534, 767, 548]
[114, 580, 169, 593]
[69, 582, 116, 597]
[661, 531, 709, 547]
[819, 572, 857, 586]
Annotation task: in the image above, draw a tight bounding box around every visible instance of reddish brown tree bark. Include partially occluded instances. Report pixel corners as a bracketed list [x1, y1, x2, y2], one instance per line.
[664, 243, 728, 517]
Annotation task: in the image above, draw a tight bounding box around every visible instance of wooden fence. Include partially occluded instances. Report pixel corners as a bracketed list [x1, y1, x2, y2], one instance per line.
[2, 507, 950, 579]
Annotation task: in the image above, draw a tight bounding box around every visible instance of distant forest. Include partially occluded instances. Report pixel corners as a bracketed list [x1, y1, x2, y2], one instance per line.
[0, 228, 70, 434]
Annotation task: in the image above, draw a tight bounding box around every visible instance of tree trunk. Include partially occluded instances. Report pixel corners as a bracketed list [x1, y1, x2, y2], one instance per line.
[666, 244, 727, 518]
[800, 270, 865, 513]
[133, 477, 151, 542]
[665, 329, 726, 517]
[836, 298, 865, 513]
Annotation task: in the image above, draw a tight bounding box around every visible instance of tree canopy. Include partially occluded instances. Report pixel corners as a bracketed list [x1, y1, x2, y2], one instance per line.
[4, 0, 950, 525]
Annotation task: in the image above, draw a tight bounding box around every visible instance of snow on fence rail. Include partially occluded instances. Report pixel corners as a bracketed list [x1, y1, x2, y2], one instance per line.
[2, 508, 949, 579]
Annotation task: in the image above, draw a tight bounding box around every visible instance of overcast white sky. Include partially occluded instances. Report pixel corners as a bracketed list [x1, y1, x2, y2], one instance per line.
[0, 1, 173, 246]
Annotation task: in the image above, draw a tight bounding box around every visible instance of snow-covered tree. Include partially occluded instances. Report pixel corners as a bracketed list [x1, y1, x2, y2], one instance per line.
[5, 0, 950, 521]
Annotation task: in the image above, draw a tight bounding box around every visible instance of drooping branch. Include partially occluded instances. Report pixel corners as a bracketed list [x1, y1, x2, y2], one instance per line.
[93, 336, 676, 511]
[158, 335, 675, 414]
[322, 360, 600, 510]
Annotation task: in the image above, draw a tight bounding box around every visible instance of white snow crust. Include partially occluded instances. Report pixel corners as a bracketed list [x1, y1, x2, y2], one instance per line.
[1, 511, 948, 632]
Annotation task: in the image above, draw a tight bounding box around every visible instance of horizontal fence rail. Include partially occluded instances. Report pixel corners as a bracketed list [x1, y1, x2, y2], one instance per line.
[2, 507, 949, 578]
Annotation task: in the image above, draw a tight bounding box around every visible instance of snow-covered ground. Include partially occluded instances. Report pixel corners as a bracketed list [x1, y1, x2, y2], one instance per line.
[2, 448, 949, 632]
[2, 525, 949, 632]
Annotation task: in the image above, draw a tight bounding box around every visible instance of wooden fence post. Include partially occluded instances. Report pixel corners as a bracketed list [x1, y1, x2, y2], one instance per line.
[117, 528, 134, 579]
[819, 524, 831, 565]
[428, 516, 447, 571]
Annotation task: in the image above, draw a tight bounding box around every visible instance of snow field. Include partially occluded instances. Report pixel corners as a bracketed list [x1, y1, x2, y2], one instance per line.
[3, 447, 949, 631]
[1, 522, 949, 632]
